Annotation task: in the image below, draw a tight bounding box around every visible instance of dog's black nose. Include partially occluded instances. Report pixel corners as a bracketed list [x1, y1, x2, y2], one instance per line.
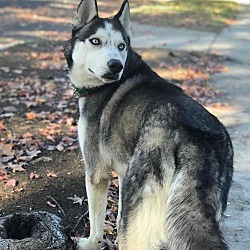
[108, 59, 123, 74]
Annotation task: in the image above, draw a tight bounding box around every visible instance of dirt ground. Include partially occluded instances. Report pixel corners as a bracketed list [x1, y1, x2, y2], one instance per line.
[0, 41, 86, 236]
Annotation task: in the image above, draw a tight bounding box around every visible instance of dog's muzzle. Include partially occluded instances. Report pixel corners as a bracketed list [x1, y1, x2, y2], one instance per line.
[102, 59, 123, 81]
[108, 59, 123, 74]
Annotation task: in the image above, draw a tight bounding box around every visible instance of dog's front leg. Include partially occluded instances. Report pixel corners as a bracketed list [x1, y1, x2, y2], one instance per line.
[77, 175, 108, 250]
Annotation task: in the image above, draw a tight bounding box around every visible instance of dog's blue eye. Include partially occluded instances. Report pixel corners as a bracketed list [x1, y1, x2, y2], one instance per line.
[118, 43, 125, 51]
[90, 38, 101, 45]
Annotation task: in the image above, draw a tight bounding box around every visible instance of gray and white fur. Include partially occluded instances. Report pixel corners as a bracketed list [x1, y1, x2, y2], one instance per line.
[64, 0, 233, 249]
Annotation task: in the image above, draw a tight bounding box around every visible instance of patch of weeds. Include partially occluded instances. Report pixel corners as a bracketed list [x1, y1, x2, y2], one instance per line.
[128, 0, 240, 32]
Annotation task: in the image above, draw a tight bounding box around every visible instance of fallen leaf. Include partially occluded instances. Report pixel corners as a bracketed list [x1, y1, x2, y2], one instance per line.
[62, 136, 77, 143]
[6, 179, 17, 187]
[102, 237, 115, 249]
[1, 155, 15, 163]
[44, 81, 57, 91]
[0, 66, 10, 73]
[35, 97, 46, 103]
[66, 118, 74, 126]
[111, 171, 118, 178]
[9, 165, 26, 172]
[106, 210, 116, 222]
[24, 101, 38, 108]
[22, 132, 33, 138]
[13, 69, 22, 74]
[67, 144, 79, 151]
[3, 106, 18, 112]
[25, 149, 41, 158]
[29, 172, 40, 179]
[112, 178, 119, 188]
[31, 156, 53, 163]
[26, 112, 37, 120]
[47, 145, 56, 151]
[46, 171, 58, 178]
[56, 144, 64, 152]
[46, 135, 55, 141]
[0, 113, 15, 118]
[0, 143, 14, 156]
[0, 172, 9, 181]
[103, 224, 114, 234]
[0, 121, 6, 130]
[67, 194, 84, 206]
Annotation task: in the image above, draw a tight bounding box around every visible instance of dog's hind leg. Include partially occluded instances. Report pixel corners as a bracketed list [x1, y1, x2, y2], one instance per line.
[77, 174, 109, 250]
[118, 148, 174, 250]
[119, 178, 168, 250]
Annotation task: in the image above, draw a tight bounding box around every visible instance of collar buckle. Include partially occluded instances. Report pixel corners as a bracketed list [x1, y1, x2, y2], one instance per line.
[70, 83, 89, 98]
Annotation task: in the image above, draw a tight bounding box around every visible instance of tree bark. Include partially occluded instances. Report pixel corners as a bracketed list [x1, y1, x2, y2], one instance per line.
[0, 211, 73, 250]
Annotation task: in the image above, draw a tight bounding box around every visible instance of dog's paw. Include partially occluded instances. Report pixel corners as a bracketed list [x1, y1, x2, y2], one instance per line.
[76, 238, 98, 250]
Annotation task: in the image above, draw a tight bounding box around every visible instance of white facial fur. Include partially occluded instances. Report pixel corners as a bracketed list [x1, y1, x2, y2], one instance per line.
[69, 22, 128, 89]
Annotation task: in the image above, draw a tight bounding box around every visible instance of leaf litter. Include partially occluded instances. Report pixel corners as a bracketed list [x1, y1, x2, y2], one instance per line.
[0, 41, 229, 249]
[0, 44, 79, 184]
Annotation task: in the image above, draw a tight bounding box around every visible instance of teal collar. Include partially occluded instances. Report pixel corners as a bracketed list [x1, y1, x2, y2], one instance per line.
[70, 82, 91, 98]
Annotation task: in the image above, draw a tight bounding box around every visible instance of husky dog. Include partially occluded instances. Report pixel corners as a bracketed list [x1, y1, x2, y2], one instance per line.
[64, 0, 233, 249]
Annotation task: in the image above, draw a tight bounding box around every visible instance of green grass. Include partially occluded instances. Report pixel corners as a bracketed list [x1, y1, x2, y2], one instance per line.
[128, 0, 240, 32]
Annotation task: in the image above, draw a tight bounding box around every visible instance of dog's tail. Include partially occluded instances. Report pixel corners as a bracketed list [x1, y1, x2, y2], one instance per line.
[119, 139, 231, 250]
[164, 169, 228, 250]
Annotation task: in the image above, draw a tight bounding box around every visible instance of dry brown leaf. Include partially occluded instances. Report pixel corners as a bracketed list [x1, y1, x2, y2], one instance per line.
[6, 178, 17, 187]
[16, 187, 24, 192]
[46, 171, 58, 178]
[0, 172, 9, 181]
[66, 118, 74, 126]
[22, 132, 33, 138]
[26, 111, 37, 120]
[44, 81, 57, 91]
[112, 179, 119, 188]
[35, 97, 46, 103]
[103, 237, 115, 250]
[0, 143, 14, 156]
[0, 121, 6, 130]
[46, 135, 55, 141]
[29, 172, 40, 179]
[103, 224, 114, 235]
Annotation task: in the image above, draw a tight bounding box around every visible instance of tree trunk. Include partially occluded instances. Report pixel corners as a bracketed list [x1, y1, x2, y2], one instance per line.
[0, 211, 73, 250]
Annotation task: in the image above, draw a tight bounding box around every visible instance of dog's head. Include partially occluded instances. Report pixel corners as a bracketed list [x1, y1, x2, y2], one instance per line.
[64, 0, 130, 89]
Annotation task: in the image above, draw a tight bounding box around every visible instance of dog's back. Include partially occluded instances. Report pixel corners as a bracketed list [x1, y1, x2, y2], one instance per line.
[83, 60, 233, 249]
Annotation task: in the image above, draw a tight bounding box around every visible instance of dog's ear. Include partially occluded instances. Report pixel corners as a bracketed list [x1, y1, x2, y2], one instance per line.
[72, 0, 98, 28]
[114, 0, 131, 37]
